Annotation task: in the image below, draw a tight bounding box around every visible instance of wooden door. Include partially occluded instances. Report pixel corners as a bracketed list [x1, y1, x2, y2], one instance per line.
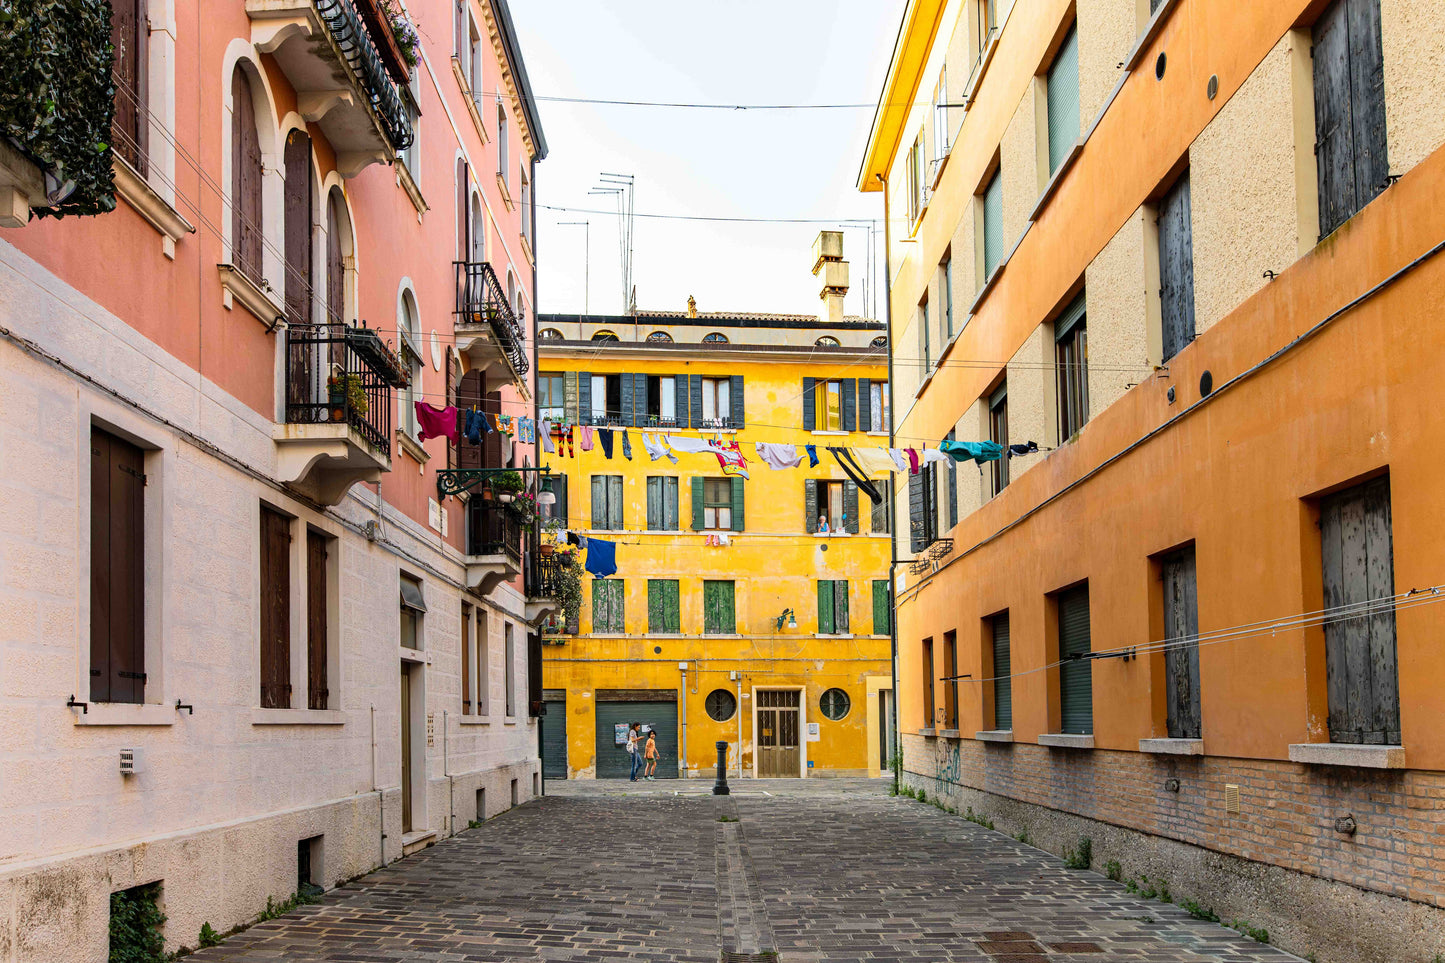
[90, 429, 146, 704]
[757, 690, 800, 777]
[259, 507, 291, 709]
[1162, 547, 1201, 739]
[400, 665, 412, 832]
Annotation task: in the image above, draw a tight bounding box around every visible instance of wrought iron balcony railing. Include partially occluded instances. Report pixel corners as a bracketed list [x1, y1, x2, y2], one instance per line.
[468, 500, 523, 560]
[314, 0, 413, 152]
[526, 552, 564, 601]
[454, 260, 529, 377]
[284, 323, 403, 456]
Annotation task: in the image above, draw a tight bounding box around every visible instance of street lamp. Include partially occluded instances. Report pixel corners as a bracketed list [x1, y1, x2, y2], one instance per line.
[537, 476, 557, 506]
[774, 608, 797, 632]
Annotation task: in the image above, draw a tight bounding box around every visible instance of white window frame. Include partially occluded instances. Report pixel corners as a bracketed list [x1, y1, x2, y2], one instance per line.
[701, 377, 730, 427]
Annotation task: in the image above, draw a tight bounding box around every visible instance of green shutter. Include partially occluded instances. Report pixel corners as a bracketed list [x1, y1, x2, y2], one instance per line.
[817, 580, 835, 634]
[992, 612, 1012, 730]
[1058, 586, 1092, 734]
[844, 481, 860, 534]
[647, 579, 678, 633]
[593, 579, 622, 633]
[646, 477, 661, 530]
[591, 475, 606, 529]
[665, 580, 679, 632]
[983, 170, 1003, 280]
[608, 476, 623, 530]
[691, 477, 704, 531]
[835, 580, 849, 634]
[730, 476, 744, 532]
[1046, 25, 1080, 176]
[801, 378, 816, 431]
[648, 579, 664, 632]
[664, 477, 679, 531]
[704, 581, 735, 635]
[872, 580, 891, 635]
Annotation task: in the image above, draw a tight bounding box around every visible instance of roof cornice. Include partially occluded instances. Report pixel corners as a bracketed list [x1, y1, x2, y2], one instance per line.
[483, 0, 547, 160]
[857, 0, 948, 192]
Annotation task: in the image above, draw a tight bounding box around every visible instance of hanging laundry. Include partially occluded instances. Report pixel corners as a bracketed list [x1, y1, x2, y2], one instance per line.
[580, 426, 595, 451]
[754, 442, 804, 470]
[939, 439, 1005, 464]
[496, 415, 515, 437]
[853, 448, 899, 475]
[518, 417, 535, 444]
[566, 530, 584, 547]
[1007, 441, 1040, 457]
[551, 424, 574, 458]
[827, 447, 883, 505]
[621, 429, 633, 461]
[712, 441, 750, 480]
[805, 444, 819, 468]
[717, 532, 730, 546]
[463, 409, 484, 446]
[597, 428, 615, 459]
[415, 402, 460, 445]
[584, 538, 617, 578]
[541, 420, 556, 453]
[921, 449, 951, 468]
[887, 448, 909, 473]
[641, 432, 677, 463]
[904, 449, 921, 474]
[666, 435, 715, 454]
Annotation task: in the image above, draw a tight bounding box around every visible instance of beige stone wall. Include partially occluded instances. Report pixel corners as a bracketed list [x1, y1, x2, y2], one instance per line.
[1381, 0, 1445, 175]
[1190, 36, 1303, 335]
[1076, 0, 1136, 129]
[1082, 209, 1151, 420]
[1000, 85, 1041, 258]
[1004, 325, 1053, 478]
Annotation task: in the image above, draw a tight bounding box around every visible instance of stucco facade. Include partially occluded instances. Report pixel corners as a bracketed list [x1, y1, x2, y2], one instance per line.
[0, 0, 548, 958]
[860, 1, 1445, 961]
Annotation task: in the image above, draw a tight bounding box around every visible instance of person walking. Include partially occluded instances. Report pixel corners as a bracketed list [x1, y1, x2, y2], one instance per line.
[626, 722, 643, 782]
[644, 729, 659, 781]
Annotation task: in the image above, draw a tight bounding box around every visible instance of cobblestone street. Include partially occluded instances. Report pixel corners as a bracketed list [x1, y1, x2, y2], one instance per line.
[188, 779, 1304, 962]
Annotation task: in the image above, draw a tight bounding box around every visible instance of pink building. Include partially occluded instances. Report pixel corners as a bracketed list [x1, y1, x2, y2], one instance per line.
[0, 0, 550, 955]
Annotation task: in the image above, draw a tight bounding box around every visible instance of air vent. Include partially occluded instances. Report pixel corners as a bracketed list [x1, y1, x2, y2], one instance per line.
[119, 748, 138, 775]
[1224, 783, 1240, 814]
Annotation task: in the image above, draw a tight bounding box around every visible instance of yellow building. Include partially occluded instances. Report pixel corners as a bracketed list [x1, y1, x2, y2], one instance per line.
[536, 235, 894, 779]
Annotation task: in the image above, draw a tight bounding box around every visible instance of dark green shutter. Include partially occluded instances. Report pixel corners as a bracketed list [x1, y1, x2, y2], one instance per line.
[730, 375, 745, 428]
[704, 581, 735, 634]
[619, 373, 634, 426]
[1046, 24, 1079, 175]
[593, 579, 622, 633]
[691, 477, 704, 531]
[844, 481, 860, 534]
[841, 378, 856, 431]
[591, 475, 606, 529]
[632, 373, 647, 427]
[858, 379, 872, 432]
[646, 477, 661, 529]
[578, 371, 592, 426]
[1058, 586, 1092, 734]
[817, 580, 834, 634]
[908, 472, 924, 552]
[805, 479, 818, 534]
[871, 479, 889, 534]
[992, 612, 1012, 730]
[834, 581, 849, 633]
[689, 375, 703, 429]
[664, 477, 678, 530]
[648, 579, 663, 631]
[608, 476, 623, 530]
[648, 579, 679, 633]
[674, 374, 688, 426]
[872, 579, 891, 635]
[730, 476, 744, 532]
[802, 378, 816, 431]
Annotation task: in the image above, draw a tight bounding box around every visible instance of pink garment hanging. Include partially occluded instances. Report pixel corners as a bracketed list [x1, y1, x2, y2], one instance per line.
[415, 402, 459, 445]
[580, 426, 595, 451]
[906, 448, 921, 474]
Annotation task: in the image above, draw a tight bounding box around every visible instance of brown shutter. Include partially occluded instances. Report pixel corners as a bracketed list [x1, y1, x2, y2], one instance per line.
[232, 68, 263, 283]
[326, 193, 344, 324]
[456, 158, 469, 260]
[259, 507, 292, 708]
[284, 130, 313, 327]
[456, 369, 485, 470]
[90, 429, 146, 704]
[482, 389, 504, 469]
[306, 530, 328, 709]
[461, 603, 472, 713]
[110, 0, 147, 174]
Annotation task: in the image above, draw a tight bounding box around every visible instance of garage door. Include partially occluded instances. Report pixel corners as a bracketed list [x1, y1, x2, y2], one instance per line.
[594, 698, 678, 779]
[540, 698, 567, 779]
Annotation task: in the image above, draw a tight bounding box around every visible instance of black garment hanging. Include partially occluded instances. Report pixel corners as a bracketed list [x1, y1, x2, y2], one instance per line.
[827, 447, 883, 505]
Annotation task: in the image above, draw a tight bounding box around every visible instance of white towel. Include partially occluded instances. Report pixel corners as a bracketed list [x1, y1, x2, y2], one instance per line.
[754, 442, 804, 470]
[888, 448, 910, 473]
[666, 435, 716, 454]
[922, 449, 951, 467]
[854, 448, 899, 475]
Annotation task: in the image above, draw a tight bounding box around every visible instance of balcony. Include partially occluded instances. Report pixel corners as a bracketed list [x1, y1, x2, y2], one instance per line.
[466, 500, 523, 594]
[246, 0, 414, 176]
[524, 550, 565, 624]
[274, 323, 408, 504]
[454, 261, 529, 388]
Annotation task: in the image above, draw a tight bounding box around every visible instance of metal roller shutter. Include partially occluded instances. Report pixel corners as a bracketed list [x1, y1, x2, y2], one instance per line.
[541, 698, 568, 779]
[1057, 586, 1092, 734]
[992, 612, 1012, 730]
[594, 699, 679, 779]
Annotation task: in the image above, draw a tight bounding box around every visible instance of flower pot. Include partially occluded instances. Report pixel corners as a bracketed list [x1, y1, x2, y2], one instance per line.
[481, 488, 494, 502]
[499, 493, 514, 504]
[540, 543, 556, 557]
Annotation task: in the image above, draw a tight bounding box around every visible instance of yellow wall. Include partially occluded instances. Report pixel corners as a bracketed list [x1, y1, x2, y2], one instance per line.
[538, 343, 894, 777]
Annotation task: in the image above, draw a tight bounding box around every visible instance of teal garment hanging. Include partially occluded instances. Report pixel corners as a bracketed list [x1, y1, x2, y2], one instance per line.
[939, 440, 1004, 464]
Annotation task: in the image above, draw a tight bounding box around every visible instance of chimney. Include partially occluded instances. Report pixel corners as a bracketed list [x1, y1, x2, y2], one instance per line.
[812, 230, 849, 324]
[687, 294, 698, 318]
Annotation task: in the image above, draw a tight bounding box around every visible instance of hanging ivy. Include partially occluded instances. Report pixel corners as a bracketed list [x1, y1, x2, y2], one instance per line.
[108, 883, 171, 963]
[0, 0, 117, 219]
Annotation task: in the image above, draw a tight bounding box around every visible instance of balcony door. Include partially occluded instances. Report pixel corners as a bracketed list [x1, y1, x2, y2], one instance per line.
[470, 194, 486, 263]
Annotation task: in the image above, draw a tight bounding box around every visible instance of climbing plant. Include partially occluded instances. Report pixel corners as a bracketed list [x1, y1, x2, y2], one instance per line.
[0, 0, 117, 219]
[109, 883, 169, 963]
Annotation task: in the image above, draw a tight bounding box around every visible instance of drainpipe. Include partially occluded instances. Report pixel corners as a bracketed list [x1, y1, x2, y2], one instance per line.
[876, 171, 901, 795]
[443, 709, 454, 835]
[679, 662, 688, 776]
[531, 158, 546, 800]
[736, 673, 743, 779]
[372, 705, 384, 866]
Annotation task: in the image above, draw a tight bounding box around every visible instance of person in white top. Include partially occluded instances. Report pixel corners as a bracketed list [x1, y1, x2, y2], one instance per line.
[627, 722, 643, 781]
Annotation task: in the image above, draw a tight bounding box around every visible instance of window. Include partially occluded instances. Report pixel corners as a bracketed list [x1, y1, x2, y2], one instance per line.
[647, 579, 680, 633]
[980, 167, 1003, 284]
[646, 330, 673, 342]
[806, 479, 857, 534]
[400, 80, 421, 179]
[908, 464, 939, 553]
[973, 0, 997, 58]
[931, 69, 950, 165]
[520, 170, 531, 246]
[469, 17, 482, 99]
[260, 506, 292, 708]
[820, 688, 851, 721]
[540, 328, 566, 340]
[283, 129, 313, 327]
[906, 134, 925, 223]
[990, 612, 1011, 730]
[870, 381, 888, 433]
[461, 602, 473, 714]
[1158, 171, 1196, 362]
[504, 622, 515, 716]
[1055, 294, 1089, 440]
[817, 580, 850, 634]
[702, 332, 729, 344]
[305, 530, 331, 710]
[944, 429, 958, 529]
[815, 336, 840, 347]
[921, 637, 935, 727]
[870, 480, 891, 535]
[703, 580, 736, 635]
[539, 475, 568, 525]
[109, 0, 147, 174]
[1320, 476, 1399, 744]
[918, 294, 930, 370]
[400, 573, 425, 650]
[1313, 0, 1388, 238]
[497, 102, 509, 185]
[399, 290, 422, 441]
[870, 335, 888, 348]
[646, 476, 679, 530]
[645, 375, 678, 426]
[325, 191, 350, 325]
[872, 579, 891, 635]
[1045, 24, 1080, 177]
[453, 0, 467, 74]
[705, 689, 737, 722]
[591, 330, 619, 342]
[592, 580, 624, 633]
[90, 428, 146, 705]
[940, 253, 954, 339]
[1161, 546, 1201, 740]
[476, 608, 490, 714]
[700, 477, 733, 530]
[231, 65, 263, 283]
[1056, 584, 1092, 735]
[700, 377, 730, 427]
[941, 631, 958, 729]
[538, 372, 565, 422]
[989, 381, 1009, 495]
[590, 475, 623, 530]
[589, 373, 622, 424]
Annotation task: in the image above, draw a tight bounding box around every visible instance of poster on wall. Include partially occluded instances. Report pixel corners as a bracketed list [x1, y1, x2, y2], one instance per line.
[613, 723, 655, 745]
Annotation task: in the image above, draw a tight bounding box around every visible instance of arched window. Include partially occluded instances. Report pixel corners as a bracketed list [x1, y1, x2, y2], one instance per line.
[702, 332, 729, 345]
[815, 336, 840, 347]
[399, 289, 422, 441]
[506, 270, 518, 318]
[539, 328, 566, 340]
[591, 330, 619, 342]
[646, 331, 673, 343]
[325, 188, 353, 326]
[283, 129, 313, 327]
[497, 101, 509, 186]
[870, 335, 888, 348]
[470, 192, 485, 263]
[231, 65, 263, 282]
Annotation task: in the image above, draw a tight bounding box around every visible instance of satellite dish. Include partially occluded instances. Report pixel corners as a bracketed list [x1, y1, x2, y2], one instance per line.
[430, 330, 442, 371]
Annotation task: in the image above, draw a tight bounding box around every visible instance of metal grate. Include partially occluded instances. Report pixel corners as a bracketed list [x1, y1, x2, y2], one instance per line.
[1225, 783, 1241, 814]
[722, 953, 778, 962]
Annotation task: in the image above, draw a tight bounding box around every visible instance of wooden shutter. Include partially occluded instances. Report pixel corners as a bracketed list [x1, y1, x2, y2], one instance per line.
[872, 579, 890, 635]
[992, 613, 1011, 729]
[1045, 24, 1079, 175]
[663, 477, 678, 530]
[461, 603, 472, 713]
[871, 479, 889, 534]
[730, 375, 745, 428]
[730, 476, 744, 532]
[110, 0, 147, 174]
[456, 370, 484, 470]
[673, 374, 688, 426]
[577, 371, 592, 426]
[306, 531, 328, 710]
[1347, 0, 1388, 218]
[1158, 171, 1196, 362]
[691, 477, 705, 530]
[632, 374, 647, 427]
[593, 579, 621, 633]
[835, 581, 850, 633]
[925, 464, 938, 542]
[689, 375, 703, 429]
[1313, 0, 1388, 238]
[647, 580, 663, 632]
[1321, 476, 1399, 744]
[801, 377, 816, 431]
[591, 475, 607, 529]
[620, 373, 634, 426]
[817, 580, 835, 634]
[1162, 547, 1201, 739]
[482, 389, 503, 468]
[908, 471, 925, 552]
[90, 429, 146, 705]
[259, 507, 292, 709]
[608, 476, 623, 530]
[646, 476, 661, 529]
[564, 371, 579, 424]
[456, 158, 468, 259]
[648, 579, 679, 633]
[858, 379, 872, 432]
[284, 130, 313, 327]
[982, 170, 1003, 279]
[704, 581, 735, 634]
[232, 68, 263, 283]
[843, 481, 860, 534]
[1057, 585, 1092, 734]
[841, 378, 856, 431]
[804, 479, 818, 534]
[326, 194, 344, 324]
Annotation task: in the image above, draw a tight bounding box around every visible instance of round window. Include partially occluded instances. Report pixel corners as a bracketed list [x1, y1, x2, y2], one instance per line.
[819, 688, 851, 721]
[705, 688, 737, 722]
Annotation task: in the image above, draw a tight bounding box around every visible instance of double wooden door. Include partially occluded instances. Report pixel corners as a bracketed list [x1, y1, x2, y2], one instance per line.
[756, 690, 800, 778]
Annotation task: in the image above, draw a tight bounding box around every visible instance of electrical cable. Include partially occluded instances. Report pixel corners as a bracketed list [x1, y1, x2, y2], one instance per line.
[541, 203, 877, 225]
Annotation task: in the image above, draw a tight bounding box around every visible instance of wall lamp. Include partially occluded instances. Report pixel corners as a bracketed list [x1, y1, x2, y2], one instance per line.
[774, 608, 798, 631]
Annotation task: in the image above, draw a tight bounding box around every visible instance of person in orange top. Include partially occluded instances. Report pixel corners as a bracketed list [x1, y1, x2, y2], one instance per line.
[643, 729, 659, 781]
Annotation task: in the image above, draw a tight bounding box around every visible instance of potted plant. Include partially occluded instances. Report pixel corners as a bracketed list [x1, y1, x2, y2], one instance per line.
[553, 557, 582, 628]
[326, 373, 367, 420]
[492, 470, 524, 503]
[379, 0, 419, 68]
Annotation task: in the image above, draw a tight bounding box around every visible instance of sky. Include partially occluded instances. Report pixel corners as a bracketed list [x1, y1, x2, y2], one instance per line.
[503, 1, 906, 321]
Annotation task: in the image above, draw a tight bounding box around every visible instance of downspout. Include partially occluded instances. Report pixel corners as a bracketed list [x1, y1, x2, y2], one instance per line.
[372, 705, 384, 866]
[679, 663, 688, 776]
[876, 171, 901, 795]
[531, 155, 546, 798]
[736, 673, 743, 779]
[443, 709, 454, 835]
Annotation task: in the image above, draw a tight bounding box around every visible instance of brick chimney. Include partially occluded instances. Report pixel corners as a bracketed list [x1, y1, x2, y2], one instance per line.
[812, 231, 849, 324]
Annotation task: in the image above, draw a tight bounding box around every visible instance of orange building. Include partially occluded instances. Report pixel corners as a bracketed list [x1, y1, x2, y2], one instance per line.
[859, 2, 1445, 961]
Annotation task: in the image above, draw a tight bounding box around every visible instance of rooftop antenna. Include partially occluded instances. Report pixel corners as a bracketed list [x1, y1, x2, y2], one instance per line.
[590, 173, 634, 315]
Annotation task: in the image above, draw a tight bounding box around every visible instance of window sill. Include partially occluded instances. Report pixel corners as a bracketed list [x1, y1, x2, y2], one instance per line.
[399, 646, 430, 664]
[74, 703, 177, 727]
[250, 708, 345, 726]
[1139, 737, 1203, 755]
[968, 263, 1005, 316]
[1028, 141, 1084, 224]
[918, 727, 937, 737]
[217, 263, 284, 331]
[396, 160, 427, 217]
[1288, 743, 1405, 769]
[458, 715, 492, 726]
[703, 633, 744, 639]
[396, 430, 429, 464]
[866, 430, 890, 437]
[810, 430, 850, 436]
[496, 171, 514, 211]
[504, 716, 518, 725]
[812, 532, 853, 538]
[452, 57, 490, 145]
[964, 34, 1001, 108]
[975, 729, 1013, 743]
[938, 728, 962, 739]
[113, 157, 194, 259]
[1038, 733, 1094, 749]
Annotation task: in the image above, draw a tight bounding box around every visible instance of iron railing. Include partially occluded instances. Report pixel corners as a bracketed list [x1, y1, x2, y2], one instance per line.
[526, 551, 564, 601]
[315, 0, 414, 152]
[468, 500, 523, 559]
[454, 260, 529, 376]
[284, 323, 395, 457]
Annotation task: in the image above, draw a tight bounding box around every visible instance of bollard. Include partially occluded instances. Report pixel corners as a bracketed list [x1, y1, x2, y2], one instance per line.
[712, 741, 731, 795]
